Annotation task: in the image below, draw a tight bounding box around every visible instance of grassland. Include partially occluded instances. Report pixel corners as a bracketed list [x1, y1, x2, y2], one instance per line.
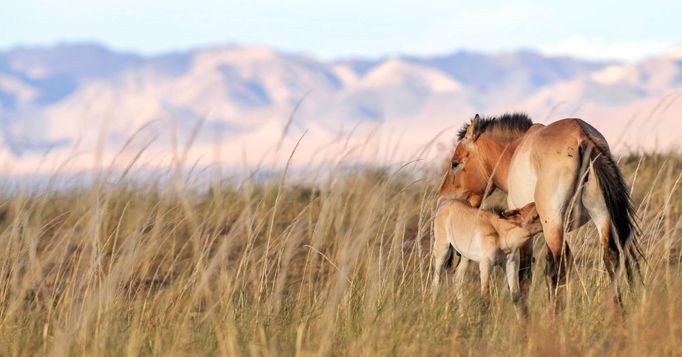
[0, 152, 679, 356]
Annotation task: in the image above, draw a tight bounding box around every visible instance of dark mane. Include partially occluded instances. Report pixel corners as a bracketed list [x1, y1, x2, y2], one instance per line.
[489, 206, 507, 217]
[457, 113, 534, 142]
[489, 205, 518, 218]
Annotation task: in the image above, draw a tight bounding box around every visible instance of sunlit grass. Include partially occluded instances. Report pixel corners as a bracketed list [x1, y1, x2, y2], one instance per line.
[0, 150, 679, 355]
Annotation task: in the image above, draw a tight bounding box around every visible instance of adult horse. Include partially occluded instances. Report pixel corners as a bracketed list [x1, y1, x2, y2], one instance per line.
[437, 113, 641, 309]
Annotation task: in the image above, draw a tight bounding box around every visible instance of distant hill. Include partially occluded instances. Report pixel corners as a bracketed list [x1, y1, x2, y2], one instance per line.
[0, 43, 680, 171]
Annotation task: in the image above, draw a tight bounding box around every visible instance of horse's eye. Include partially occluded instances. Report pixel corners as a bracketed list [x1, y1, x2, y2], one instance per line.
[451, 161, 459, 169]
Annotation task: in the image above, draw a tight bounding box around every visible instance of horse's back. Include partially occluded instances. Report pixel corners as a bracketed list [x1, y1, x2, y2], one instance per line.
[507, 118, 598, 210]
[529, 118, 590, 150]
[508, 117, 615, 236]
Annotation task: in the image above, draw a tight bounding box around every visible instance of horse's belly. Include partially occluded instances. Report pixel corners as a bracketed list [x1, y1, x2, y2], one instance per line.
[450, 229, 484, 262]
[507, 151, 537, 209]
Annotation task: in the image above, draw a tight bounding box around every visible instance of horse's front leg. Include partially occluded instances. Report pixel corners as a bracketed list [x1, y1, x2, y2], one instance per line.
[505, 250, 527, 319]
[518, 240, 533, 310]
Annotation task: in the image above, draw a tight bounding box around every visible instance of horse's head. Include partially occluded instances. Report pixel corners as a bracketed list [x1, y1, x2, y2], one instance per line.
[438, 115, 491, 207]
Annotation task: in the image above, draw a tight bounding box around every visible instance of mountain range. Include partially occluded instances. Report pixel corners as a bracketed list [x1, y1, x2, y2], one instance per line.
[0, 43, 680, 172]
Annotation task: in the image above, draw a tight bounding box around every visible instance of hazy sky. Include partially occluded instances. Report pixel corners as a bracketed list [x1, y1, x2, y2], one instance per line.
[1, 0, 680, 60]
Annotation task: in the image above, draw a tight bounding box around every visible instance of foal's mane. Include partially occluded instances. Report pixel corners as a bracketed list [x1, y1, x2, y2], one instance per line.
[457, 113, 533, 142]
[489, 206, 507, 217]
[489, 206, 518, 218]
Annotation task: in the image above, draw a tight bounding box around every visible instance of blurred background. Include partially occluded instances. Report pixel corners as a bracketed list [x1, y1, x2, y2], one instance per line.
[1, 0, 681, 174]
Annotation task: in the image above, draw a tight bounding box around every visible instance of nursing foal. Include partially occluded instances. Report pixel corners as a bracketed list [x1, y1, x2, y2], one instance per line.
[432, 200, 542, 308]
[440, 113, 641, 310]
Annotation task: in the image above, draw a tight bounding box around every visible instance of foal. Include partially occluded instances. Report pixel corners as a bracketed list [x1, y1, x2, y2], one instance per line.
[432, 200, 542, 305]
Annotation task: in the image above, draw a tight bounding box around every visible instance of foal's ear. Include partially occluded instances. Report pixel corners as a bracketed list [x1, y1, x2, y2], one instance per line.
[464, 114, 482, 142]
[521, 205, 540, 226]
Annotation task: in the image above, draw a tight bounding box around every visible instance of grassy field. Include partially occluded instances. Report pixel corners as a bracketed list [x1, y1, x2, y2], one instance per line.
[0, 152, 679, 356]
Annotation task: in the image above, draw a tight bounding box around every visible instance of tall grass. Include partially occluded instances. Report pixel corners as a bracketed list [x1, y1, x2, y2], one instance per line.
[0, 151, 679, 355]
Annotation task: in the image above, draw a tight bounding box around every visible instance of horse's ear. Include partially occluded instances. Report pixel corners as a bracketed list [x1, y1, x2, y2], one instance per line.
[464, 114, 481, 142]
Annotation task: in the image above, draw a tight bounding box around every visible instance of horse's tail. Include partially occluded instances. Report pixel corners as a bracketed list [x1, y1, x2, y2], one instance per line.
[585, 141, 643, 285]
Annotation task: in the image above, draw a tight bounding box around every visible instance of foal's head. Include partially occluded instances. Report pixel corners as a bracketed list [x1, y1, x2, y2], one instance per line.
[501, 202, 543, 235]
[497, 202, 543, 250]
[438, 113, 533, 206]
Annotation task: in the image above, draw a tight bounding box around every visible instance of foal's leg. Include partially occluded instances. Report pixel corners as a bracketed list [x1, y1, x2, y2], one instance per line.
[477, 259, 494, 313]
[453, 257, 470, 301]
[479, 260, 493, 298]
[432, 221, 452, 291]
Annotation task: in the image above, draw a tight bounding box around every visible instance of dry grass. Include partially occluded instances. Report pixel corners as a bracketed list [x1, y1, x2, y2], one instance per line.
[0, 152, 680, 356]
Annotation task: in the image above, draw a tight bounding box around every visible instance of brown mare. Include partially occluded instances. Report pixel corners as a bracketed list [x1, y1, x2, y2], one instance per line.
[438, 113, 641, 310]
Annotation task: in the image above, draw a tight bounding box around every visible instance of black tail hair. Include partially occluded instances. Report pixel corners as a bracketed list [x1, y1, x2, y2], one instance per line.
[443, 245, 459, 270]
[589, 144, 643, 284]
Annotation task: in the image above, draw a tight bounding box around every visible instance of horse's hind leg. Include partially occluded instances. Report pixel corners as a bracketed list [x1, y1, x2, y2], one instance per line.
[542, 222, 573, 313]
[582, 175, 624, 307]
[597, 217, 624, 308]
[535, 177, 574, 313]
[506, 250, 528, 319]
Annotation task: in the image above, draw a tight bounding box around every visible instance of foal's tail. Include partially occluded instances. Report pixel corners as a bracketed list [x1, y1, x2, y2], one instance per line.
[585, 141, 643, 285]
[443, 245, 456, 270]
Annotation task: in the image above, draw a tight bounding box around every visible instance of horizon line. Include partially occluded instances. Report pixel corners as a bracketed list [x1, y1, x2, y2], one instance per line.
[4, 39, 672, 64]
